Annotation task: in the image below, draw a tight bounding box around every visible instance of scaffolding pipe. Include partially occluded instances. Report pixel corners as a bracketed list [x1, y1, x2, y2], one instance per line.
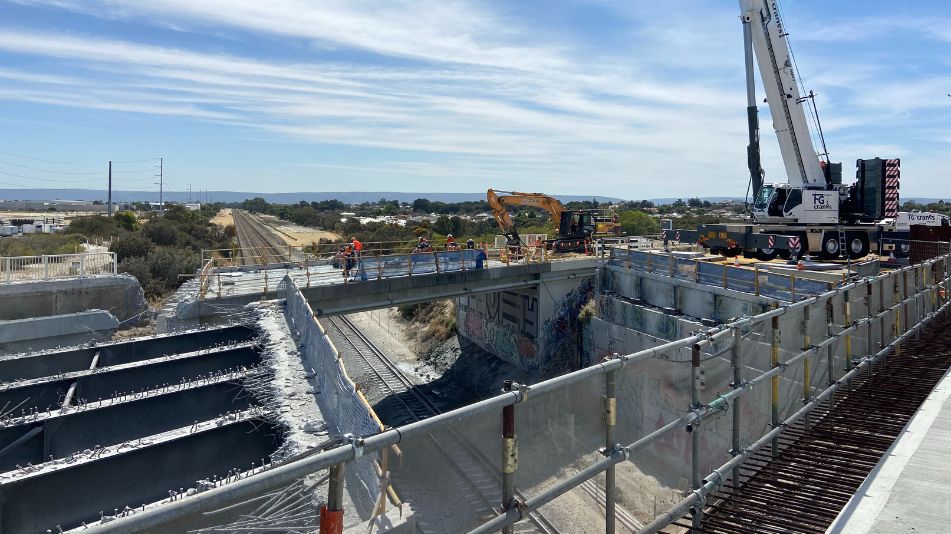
[89, 258, 951, 534]
[730, 327, 742, 489]
[770, 302, 780, 457]
[638, 297, 951, 534]
[690, 343, 702, 529]
[605, 365, 617, 534]
[501, 380, 517, 534]
[319, 462, 345, 534]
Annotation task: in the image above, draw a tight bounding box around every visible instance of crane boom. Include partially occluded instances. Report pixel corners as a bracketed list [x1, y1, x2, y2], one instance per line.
[741, 0, 825, 188]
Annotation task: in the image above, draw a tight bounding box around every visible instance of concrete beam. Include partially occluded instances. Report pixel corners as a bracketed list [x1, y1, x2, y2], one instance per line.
[0, 274, 147, 321]
[0, 372, 255, 472]
[0, 409, 280, 533]
[0, 310, 118, 356]
[301, 262, 594, 317]
[0, 343, 260, 414]
[0, 325, 256, 383]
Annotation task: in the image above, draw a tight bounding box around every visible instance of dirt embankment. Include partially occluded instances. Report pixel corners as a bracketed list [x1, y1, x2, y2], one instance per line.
[256, 214, 341, 247]
[210, 208, 234, 227]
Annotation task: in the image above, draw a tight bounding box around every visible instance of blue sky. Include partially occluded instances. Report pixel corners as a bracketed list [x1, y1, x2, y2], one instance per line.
[0, 0, 948, 200]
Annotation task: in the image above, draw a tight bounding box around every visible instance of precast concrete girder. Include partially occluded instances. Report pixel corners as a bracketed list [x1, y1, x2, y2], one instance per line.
[0, 408, 280, 533]
[0, 342, 260, 415]
[0, 324, 256, 382]
[300, 262, 595, 317]
[0, 371, 256, 472]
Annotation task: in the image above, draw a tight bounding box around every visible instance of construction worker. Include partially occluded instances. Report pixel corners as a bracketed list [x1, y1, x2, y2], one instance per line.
[341, 244, 354, 280]
[466, 239, 475, 249]
[445, 234, 459, 250]
[351, 236, 363, 259]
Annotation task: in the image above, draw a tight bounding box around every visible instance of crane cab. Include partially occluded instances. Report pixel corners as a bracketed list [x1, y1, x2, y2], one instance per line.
[753, 183, 839, 225]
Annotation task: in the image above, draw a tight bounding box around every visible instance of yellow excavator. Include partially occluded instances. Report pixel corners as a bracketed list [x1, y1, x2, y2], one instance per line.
[487, 189, 622, 252]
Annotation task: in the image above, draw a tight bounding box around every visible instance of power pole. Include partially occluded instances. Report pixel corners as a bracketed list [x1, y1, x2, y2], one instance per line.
[188, 184, 192, 203]
[158, 157, 164, 214]
[107, 160, 113, 217]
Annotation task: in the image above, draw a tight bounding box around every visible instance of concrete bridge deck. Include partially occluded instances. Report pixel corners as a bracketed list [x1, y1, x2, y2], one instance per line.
[182, 251, 596, 320]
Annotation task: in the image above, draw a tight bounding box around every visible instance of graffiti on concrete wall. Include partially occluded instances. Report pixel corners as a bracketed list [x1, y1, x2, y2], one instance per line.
[540, 278, 594, 373]
[458, 303, 538, 371]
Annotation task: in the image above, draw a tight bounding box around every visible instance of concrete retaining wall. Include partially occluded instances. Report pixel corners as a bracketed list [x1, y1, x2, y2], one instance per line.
[0, 274, 147, 321]
[455, 271, 594, 376]
[0, 310, 118, 355]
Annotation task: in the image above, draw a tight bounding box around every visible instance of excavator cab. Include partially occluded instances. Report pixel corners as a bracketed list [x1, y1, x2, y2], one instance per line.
[559, 211, 596, 239]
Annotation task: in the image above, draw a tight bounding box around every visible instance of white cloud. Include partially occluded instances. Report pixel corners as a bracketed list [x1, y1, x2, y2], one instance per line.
[0, 0, 948, 197]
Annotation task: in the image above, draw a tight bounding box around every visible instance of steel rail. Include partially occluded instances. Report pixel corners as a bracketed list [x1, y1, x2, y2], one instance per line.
[326, 315, 560, 534]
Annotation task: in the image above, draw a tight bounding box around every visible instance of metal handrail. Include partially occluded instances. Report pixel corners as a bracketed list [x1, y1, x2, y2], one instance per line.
[86, 250, 951, 534]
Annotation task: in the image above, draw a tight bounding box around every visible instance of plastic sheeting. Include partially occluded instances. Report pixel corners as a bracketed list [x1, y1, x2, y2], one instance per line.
[355, 249, 487, 281]
[610, 248, 831, 301]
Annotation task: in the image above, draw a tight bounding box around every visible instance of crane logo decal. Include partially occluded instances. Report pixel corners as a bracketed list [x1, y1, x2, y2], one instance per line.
[811, 193, 833, 211]
[788, 236, 801, 250]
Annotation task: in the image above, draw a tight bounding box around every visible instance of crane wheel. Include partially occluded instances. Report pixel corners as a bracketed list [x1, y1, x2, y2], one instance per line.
[755, 248, 778, 261]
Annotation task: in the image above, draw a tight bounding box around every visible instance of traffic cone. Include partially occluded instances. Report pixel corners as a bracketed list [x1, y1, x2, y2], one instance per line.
[734, 256, 740, 267]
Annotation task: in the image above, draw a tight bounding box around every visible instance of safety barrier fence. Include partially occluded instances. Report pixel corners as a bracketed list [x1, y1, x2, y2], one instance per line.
[0, 252, 117, 284]
[610, 247, 834, 302]
[90, 252, 951, 534]
[197, 244, 548, 299]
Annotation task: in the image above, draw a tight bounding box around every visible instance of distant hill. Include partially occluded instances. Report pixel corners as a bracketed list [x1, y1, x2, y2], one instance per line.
[0, 189, 622, 205]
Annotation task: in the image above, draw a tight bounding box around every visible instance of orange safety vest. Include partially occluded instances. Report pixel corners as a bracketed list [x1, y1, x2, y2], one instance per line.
[352, 239, 363, 252]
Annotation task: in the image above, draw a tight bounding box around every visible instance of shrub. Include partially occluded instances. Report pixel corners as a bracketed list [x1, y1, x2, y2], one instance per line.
[143, 219, 179, 246]
[113, 211, 139, 231]
[110, 233, 154, 262]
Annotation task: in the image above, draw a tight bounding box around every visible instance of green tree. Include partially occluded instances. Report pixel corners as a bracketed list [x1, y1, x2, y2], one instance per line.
[113, 211, 138, 231]
[412, 198, 432, 213]
[618, 210, 660, 236]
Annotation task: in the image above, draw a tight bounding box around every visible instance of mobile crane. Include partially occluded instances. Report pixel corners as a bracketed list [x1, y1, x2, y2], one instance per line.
[668, 0, 910, 261]
[487, 189, 621, 252]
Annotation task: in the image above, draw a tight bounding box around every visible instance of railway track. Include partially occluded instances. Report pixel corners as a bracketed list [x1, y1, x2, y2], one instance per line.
[662, 316, 951, 534]
[232, 210, 292, 265]
[325, 315, 561, 534]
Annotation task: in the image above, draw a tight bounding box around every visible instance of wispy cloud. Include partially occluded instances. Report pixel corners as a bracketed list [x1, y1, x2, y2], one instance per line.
[0, 0, 948, 197]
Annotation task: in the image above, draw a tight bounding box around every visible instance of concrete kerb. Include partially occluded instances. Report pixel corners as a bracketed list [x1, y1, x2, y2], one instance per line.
[87, 254, 951, 534]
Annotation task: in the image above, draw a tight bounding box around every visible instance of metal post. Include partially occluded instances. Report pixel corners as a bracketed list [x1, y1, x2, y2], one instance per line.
[894, 275, 902, 358]
[722, 263, 728, 289]
[320, 462, 346, 534]
[501, 380, 518, 534]
[865, 281, 874, 379]
[668, 252, 674, 277]
[690, 343, 703, 529]
[43, 255, 49, 280]
[80, 254, 86, 278]
[604, 367, 617, 534]
[770, 302, 780, 457]
[753, 264, 760, 296]
[826, 299, 835, 387]
[844, 289, 853, 388]
[790, 273, 797, 303]
[730, 327, 743, 490]
[878, 278, 886, 371]
[801, 305, 811, 413]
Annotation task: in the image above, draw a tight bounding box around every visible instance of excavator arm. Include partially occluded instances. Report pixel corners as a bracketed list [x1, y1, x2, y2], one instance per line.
[487, 189, 565, 244]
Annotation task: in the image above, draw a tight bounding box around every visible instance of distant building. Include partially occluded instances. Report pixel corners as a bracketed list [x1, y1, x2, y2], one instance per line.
[183, 203, 201, 211]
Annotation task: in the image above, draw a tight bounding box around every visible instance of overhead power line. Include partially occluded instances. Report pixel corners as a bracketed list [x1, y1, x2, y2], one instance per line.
[0, 149, 100, 167]
[0, 159, 103, 175]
